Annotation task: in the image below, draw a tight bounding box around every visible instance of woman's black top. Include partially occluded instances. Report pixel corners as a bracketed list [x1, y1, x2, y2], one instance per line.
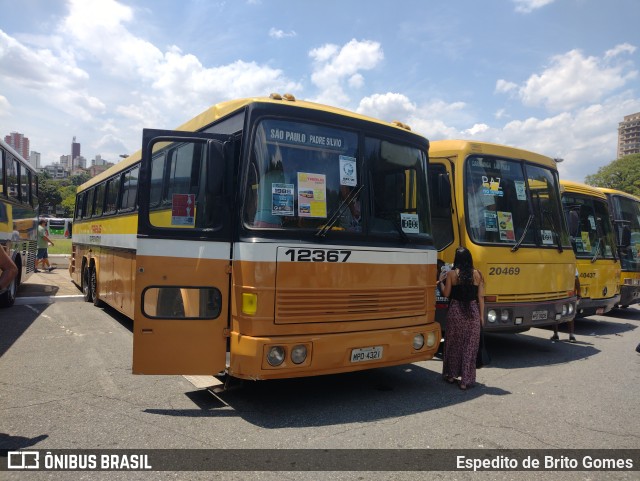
[450, 283, 478, 303]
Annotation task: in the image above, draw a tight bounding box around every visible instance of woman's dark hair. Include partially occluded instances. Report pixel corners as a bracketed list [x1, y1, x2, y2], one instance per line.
[453, 247, 474, 285]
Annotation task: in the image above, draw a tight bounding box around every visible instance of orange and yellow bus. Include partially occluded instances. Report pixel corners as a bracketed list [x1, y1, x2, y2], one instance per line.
[560, 180, 620, 317]
[597, 187, 640, 308]
[0, 139, 38, 307]
[428, 140, 577, 333]
[70, 94, 441, 381]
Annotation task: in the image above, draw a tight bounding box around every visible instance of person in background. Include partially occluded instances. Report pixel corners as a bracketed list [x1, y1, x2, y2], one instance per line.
[552, 268, 579, 342]
[36, 219, 56, 273]
[437, 246, 485, 390]
[0, 245, 18, 291]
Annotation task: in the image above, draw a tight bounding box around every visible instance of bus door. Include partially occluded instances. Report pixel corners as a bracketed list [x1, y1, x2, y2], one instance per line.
[428, 158, 457, 328]
[133, 129, 233, 375]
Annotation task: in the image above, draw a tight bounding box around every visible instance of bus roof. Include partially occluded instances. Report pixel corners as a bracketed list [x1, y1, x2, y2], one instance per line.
[79, 96, 424, 191]
[595, 187, 640, 203]
[560, 180, 608, 200]
[428, 139, 557, 169]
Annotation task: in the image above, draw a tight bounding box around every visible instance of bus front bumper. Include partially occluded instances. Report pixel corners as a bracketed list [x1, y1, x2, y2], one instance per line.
[227, 323, 441, 381]
[576, 295, 620, 318]
[483, 296, 578, 333]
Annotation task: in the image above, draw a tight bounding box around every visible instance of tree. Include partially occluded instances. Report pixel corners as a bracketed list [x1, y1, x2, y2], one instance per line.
[37, 178, 63, 215]
[585, 153, 640, 196]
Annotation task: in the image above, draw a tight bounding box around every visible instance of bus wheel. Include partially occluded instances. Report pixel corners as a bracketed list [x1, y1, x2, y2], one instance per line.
[82, 266, 93, 302]
[91, 267, 104, 307]
[0, 276, 18, 308]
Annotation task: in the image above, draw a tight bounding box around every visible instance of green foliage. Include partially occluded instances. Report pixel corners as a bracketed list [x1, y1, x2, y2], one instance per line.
[585, 153, 640, 197]
[37, 178, 63, 212]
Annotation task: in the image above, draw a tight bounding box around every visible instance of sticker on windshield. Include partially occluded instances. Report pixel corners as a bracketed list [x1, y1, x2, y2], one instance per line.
[581, 231, 591, 251]
[485, 212, 498, 232]
[514, 181, 527, 201]
[400, 213, 419, 233]
[482, 176, 503, 197]
[297, 172, 327, 218]
[272, 183, 294, 216]
[541, 230, 554, 245]
[498, 211, 515, 241]
[339, 156, 357, 186]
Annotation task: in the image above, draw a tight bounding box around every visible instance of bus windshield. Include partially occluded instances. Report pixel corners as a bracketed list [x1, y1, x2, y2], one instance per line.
[563, 195, 617, 260]
[465, 155, 569, 247]
[243, 119, 431, 239]
[613, 195, 640, 270]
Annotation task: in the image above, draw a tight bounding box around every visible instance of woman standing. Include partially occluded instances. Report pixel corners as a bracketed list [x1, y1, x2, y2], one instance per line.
[437, 247, 485, 390]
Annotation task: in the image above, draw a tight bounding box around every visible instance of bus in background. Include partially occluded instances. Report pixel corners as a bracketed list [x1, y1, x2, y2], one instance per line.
[70, 94, 441, 381]
[428, 140, 577, 333]
[0, 139, 38, 307]
[44, 217, 73, 238]
[560, 180, 620, 317]
[597, 187, 640, 308]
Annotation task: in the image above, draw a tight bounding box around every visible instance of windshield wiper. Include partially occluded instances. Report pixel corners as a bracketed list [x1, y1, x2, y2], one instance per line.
[315, 184, 364, 238]
[392, 218, 410, 243]
[543, 209, 563, 252]
[511, 214, 534, 252]
[591, 238, 602, 263]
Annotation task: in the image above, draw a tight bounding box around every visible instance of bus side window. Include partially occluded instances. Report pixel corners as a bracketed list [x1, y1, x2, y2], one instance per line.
[93, 183, 106, 217]
[84, 189, 94, 219]
[150, 152, 166, 207]
[104, 178, 119, 215]
[119, 166, 139, 212]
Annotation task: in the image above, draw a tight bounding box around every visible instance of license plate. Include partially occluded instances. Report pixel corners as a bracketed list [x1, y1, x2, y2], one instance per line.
[532, 310, 548, 321]
[351, 346, 383, 363]
[596, 307, 605, 315]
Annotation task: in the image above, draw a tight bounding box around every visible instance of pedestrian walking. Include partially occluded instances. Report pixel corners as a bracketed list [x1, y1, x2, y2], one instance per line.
[36, 219, 56, 273]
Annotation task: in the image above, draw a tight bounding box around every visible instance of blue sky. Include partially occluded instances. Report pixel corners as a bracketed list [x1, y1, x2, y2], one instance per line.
[1, 0, 639, 181]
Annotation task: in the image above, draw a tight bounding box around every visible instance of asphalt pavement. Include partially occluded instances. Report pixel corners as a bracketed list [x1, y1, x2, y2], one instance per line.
[15, 255, 83, 305]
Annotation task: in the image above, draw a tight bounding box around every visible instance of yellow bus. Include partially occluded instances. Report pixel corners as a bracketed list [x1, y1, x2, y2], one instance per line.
[70, 94, 441, 380]
[0, 139, 38, 307]
[597, 187, 640, 308]
[428, 140, 577, 333]
[560, 180, 620, 316]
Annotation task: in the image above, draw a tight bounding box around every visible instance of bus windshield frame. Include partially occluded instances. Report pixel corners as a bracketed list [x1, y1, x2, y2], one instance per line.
[242, 118, 432, 244]
[611, 194, 640, 271]
[562, 194, 617, 261]
[464, 154, 570, 249]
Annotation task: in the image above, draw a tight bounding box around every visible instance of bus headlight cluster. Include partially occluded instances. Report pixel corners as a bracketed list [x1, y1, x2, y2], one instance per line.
[426, 332, 437, 348]
[266, 344, 309, 367]
[561, 304, 568, 316]
[487, 309, 512, 323]
[413, 334, 425, 350]
[568, 303, 574, 315]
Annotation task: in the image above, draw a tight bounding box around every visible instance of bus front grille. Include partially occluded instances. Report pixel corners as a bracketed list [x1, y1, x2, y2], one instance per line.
[275, 287, 426, 323]
[496, 291, 571, 303]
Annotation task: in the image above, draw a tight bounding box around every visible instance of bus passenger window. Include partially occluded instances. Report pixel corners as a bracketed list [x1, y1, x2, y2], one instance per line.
[142, 286, 221, 319]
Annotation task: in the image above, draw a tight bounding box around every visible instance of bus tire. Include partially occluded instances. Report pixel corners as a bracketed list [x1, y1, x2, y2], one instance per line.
[91, 266, 104, 307]
[82, 265, 93, 302]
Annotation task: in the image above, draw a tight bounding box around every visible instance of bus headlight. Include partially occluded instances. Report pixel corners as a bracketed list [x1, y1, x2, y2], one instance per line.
[562, 304, 568, 316]
[500, 310, 510, 322]
[568, 303, 574, 315]
[290, 345, 307, 364]
[266, 346, 285, 366]
[426, 332, 437, 348]
[487, 310, 498, 323]
[413, 334, 425, 350]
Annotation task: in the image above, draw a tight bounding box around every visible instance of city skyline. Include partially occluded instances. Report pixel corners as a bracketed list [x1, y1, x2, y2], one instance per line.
[1, 0, 639, 181]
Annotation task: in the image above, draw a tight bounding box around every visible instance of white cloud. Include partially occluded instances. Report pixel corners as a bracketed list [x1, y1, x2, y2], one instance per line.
[0, 95, 10, 116]
[512, 0, 556, 14]
[499, 45, 638, 111]
[310, 39, 384, 104]
[495, 79, 517, 94]
[269, 28, 297, 39]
